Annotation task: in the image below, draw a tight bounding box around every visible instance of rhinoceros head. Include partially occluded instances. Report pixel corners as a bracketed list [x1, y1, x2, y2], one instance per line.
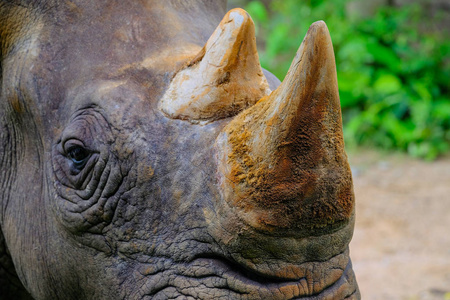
[0, 1, 359, 299]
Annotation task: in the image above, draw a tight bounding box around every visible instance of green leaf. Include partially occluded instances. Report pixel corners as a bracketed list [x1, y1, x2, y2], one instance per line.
[367, 41, 401, 72]
[432, 100, 450, 120]
[373, 74, 402, 94]
[412, 82, 432, 101]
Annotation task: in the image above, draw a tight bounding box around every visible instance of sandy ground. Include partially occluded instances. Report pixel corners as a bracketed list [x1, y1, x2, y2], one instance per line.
[348, 150, 450, 300]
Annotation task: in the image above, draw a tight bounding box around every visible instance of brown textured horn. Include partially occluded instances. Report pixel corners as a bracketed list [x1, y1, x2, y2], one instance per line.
[216, 21, 354, 232]
[159, 8, 271, 123]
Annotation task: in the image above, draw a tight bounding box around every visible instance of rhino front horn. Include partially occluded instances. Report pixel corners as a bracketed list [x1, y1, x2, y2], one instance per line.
[159, 8, 271, 123]
[216, 21, 355, 233]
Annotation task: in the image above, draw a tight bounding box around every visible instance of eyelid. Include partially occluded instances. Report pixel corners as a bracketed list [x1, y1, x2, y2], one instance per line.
[63, 139, 87, 154]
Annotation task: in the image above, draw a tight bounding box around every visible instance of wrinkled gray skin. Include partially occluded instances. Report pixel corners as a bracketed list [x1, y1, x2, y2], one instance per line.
[0, 0, 359, 299]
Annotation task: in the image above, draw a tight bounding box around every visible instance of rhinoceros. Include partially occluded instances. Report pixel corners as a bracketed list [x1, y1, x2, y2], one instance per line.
[0, 1, 360, 299]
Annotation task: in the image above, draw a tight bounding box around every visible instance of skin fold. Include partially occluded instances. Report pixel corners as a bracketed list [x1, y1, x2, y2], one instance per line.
[0, 1, 360, 299]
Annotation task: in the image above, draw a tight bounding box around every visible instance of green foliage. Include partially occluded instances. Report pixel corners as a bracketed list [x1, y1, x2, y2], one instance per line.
[246, 0, 450, 160]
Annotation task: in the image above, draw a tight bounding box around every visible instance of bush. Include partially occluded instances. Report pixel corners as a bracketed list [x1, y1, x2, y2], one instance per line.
[246, 0, 450, 160]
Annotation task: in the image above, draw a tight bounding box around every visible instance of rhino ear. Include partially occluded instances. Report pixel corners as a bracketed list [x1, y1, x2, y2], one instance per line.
[1, 4, 45, 113]
[1, 4, 35, 59]
[158, 8, 271, 123]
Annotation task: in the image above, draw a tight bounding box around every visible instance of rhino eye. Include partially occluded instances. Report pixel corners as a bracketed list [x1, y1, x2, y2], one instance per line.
[68, 146, 89, 166]
[64, 141, 91, 169]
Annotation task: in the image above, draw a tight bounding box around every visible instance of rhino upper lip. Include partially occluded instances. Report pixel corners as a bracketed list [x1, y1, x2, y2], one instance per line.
[192, 254, 298, 284]
[138, 255, 304, 299]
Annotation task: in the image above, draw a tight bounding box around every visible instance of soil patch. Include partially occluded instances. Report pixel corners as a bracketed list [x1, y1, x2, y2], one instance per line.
[348, 150, 450, 300]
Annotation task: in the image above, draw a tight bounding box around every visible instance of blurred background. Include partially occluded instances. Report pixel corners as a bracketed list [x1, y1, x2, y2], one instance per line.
[228, 0, 450, 299]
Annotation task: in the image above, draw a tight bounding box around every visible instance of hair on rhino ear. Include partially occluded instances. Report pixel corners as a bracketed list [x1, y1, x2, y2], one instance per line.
[1, 3, 33, 58]
[0, 3, 46, 113]
[158, 8, 271, 124]
[1, 0, 55, 57]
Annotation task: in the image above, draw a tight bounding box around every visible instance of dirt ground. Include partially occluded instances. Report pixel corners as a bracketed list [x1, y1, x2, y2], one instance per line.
[348, 149, 450, 300]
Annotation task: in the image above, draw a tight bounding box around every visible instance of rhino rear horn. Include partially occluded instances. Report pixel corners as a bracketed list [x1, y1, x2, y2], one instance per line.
[216, 21, 354, 232]
[159, 8, 271, 123]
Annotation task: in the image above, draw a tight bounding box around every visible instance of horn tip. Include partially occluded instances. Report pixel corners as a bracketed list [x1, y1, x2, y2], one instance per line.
[311, 20, 327, 27]
[224, 8, 251, 27]
[227, 7, 250, 17]
[307, 20, 331, 39]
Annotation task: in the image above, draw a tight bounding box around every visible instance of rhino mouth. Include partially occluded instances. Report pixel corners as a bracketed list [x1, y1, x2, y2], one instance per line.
[138, 251, 356, 299]
[189, 256, 356, 298]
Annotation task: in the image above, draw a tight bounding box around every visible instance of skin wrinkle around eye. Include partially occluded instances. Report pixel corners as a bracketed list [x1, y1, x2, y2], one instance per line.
[59, 164, 111, 213]
[55, 163, 125, 234]
[74, 156, 107, 200]
[51, 107, 127, 237]
[53, 148, 101, 191]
